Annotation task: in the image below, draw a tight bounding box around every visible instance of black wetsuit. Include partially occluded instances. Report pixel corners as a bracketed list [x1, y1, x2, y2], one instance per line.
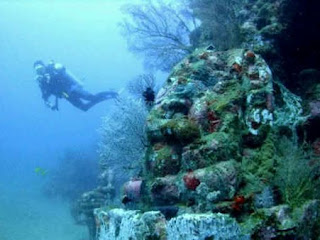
[37, 63, 117, 111]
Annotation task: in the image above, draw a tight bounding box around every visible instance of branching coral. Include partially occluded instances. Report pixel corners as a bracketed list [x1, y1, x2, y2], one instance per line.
[98, 97, 148, 193]
[120, 0, 197, 71]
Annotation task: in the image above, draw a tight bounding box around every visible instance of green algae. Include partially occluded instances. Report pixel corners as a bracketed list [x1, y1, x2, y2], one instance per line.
[241, 132, 277, 194]
[153, 146, 180, 177]
[211, 84, 243, 113]
[161, 118, 200, 145]
[197, 134, 226, 165]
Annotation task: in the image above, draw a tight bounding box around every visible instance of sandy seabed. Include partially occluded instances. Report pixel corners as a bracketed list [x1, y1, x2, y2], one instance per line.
[0, 180, 88, 240]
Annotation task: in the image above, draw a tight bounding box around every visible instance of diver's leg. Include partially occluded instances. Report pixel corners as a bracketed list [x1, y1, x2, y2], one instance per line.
[70, 88, 118, 110]
[78, 92, 118, 110]
[66, 96, 91, 111]
[68, 93, 108, 111]
[79, 90, 118, 101]
[85, 91, 118, 109]
[74, 88, 96, 101]
[95, 91, 118, 100]
[72, 85, 118, 101]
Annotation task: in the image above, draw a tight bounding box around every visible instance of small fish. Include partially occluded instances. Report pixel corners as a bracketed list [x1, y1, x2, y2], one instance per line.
[34, 167, 47, 176]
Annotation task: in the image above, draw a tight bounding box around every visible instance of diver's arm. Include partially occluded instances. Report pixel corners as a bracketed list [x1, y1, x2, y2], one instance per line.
[52, 96, 59, 111]
[42, 91, 57, 111]
[37, 74, 55, 110]
[43, 94, 53, 109]
[45, 97, 59, 111]
[44, 98, 58, 111]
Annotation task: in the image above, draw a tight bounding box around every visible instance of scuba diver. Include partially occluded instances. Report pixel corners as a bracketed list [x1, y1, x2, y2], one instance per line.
[34, 60, 118, 111]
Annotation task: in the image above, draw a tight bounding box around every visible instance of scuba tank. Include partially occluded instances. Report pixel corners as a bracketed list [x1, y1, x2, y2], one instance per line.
[46, 60, 83, 98]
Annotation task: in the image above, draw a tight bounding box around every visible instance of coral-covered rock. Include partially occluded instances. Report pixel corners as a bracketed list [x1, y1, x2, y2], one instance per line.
[149, 145, 181, 177]
[151, 176, 180, 206]
[92, 41, 320, 238]
[144, 48, 272, 210]
[167, 213, 249, 240]
[72, 185, 115, 240]
[160, 118, 200, 145]
[94, 209, 249, 240]
[238, 0, 320, 92]
[95, 208, 167, 240]
[247, 201, 320, 239]
[181, 146, 208, 171]
[296, 200, 320, 239]
[192, 160, 239, 200]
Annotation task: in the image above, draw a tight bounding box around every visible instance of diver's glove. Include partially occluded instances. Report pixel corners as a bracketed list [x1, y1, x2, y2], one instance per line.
[45, 102, 59, 111]
[51, 105, 59, 111]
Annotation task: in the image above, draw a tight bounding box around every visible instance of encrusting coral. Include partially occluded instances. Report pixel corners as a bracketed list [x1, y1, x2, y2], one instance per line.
[93, 46, 320, 238]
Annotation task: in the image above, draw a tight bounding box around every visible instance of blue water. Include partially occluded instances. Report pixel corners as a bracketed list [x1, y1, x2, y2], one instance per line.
[0, 1, 145, 239]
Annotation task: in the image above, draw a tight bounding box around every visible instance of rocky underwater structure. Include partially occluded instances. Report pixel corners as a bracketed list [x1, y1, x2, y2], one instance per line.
[73, 0, 320, 239]
[78, 47, 320, 240]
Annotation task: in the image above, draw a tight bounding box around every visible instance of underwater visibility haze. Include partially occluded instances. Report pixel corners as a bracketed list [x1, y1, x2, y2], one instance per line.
[2, 0, 320, 239]
[0, 1, 145, 239]
[0, 0, 145, 172]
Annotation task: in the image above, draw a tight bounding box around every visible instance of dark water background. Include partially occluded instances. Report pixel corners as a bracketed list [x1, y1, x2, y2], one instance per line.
[0, 1, 145, 239]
